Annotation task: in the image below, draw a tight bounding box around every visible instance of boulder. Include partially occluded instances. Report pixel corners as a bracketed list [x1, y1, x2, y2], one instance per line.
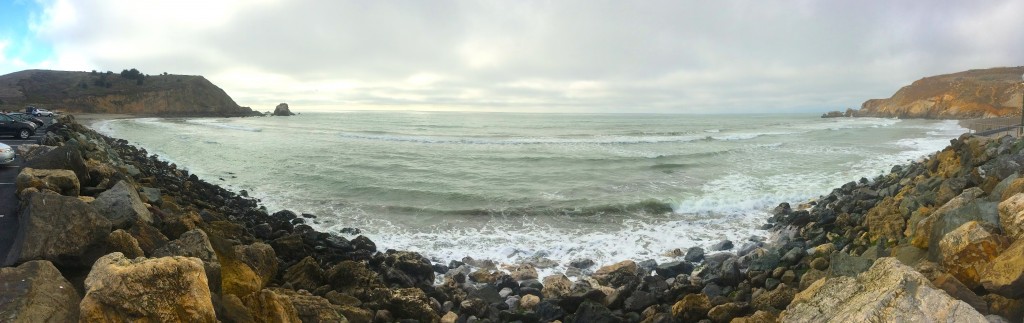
[241, 288, 300, 322]
[997, 193, 1024, 240]
[152, 229, 222, 293]
[671, 293, 710, 322]
[15, 168, 80, 196]
[981, 238, 1024, 298]
[160, 211, 201, 240]
[931, 273, 987, 313]
[14, 144, 55, 160]
[938, 221, 1008, 289]
[23, 143, 90, 185]
[507, 263, 539, 281]
[284, 256, 325, 292]
[520, 294, 541, 310]
[273, 103, 296, 116]
[683, 246, 705, 262]
[387, 288, 439, 322]
[542, 274, 572, 299]
[128, 219, 169, 256]
[4, 192, 111, 267]
[272, 288, 348, 322]
[654, 261, 694, 278]
[92, 180, 153, 229]
[235, 242, 278, 287]
[751, 283, 796, 311]
[780, 257, 986, 322]
[378, 250, 435, 289]
[0, 260, 80, 322]
[105, 229, 144, 259]
[567, 300, 617, 323]
[707, 302, 749, 323]
[592, 260, 642, 288]
[80, 253, 216, 322]
[864, 196, 904, 242]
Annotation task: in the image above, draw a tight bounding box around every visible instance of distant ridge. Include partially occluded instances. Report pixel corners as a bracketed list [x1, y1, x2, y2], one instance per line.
[0, 69, 261, 117]
[825, 66, 1024, 119]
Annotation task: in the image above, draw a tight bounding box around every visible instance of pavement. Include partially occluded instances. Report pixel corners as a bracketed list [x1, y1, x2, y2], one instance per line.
[0, 116, 54, 262]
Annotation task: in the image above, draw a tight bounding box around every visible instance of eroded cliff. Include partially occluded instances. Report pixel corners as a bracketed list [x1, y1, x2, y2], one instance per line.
[855, 66, 1024, 119]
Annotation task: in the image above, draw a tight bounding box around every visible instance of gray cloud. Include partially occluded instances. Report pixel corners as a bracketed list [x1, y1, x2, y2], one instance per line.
[26, 0, 1024, 113]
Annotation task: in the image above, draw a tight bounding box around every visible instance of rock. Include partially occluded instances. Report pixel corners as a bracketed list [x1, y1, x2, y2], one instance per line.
[23, 143, 90, 185]
[623, 290, 656, 312]
[683, 247, 705, 262]
[80, 253, 216, 322]
[153, 229, 218, 262]
[272, 288, 348, 322]
[570, 258, 595, 269]
[780, 257, 987, 322]
[654, 261, 694, 278]
[938, 221, 1008, 289]
[751, 283, 796, 311]
[864, 196, 905, 242]
[931, 273, 987, 313]
[14, 144, 55, 160]
[388, 287, 439, 322]
[536, 300, 568, 322]
[711, 240, 734, 251]
[707, 302, 749, 323]
[671, 293, 710, 322]
[593, 260, 642, 288]
[234, 242, 277, 287]
[809, 257, 829, 271]
[981, 238, 1024, 298]
[240, 288, 300, 322]
[220, 294, 255, 323]
[984, 294, 1024, 322]
[92, 180, 154, 229]
[284, 257, 325, 292]
[0, 260, 81, 322]
[567, 300, 618, 323]
[828, 251, 873, 277]
[542, 274, 572, 299]
[160, 211, 201, 240]
[730, 310, 776, 323]
[4, 192, 111, 267]
[105, 229, 144, 259]
[15, 167, 80, 196]
[997, 193, 1024, 240]
[379, 250, 435, 289]
[694, 254, 742, 286]
[441, 311, 458, 323]
[520, 294, 540, 310]
[507, 263, 538, 281]
[139, 187, 161, 205]
[128, 219, 169, 256]
[799, 269, 827, 290]
[273, 103, 296, 116]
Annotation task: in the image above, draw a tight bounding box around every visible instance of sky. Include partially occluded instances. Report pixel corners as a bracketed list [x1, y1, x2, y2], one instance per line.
[1, 0, 1022, 114]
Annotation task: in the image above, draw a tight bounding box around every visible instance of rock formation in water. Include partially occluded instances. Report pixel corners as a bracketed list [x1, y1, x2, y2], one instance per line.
[0, 69, 262, 117]
[273, 103, 296, 116]
[823, 66, 1024, 119]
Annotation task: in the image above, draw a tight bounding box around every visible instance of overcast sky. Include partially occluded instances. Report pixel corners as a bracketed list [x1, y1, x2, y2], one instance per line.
[1, 0, 1022, 113]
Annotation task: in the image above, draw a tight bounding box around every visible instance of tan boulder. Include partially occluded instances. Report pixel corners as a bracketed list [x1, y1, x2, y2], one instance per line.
[981, 238, 1024, 298]
[519, 294, 540, 310]
[1000, 177, 1024, 201]
[671, 293, 711, 322]
[780, 257, 986, 322]
[79, 253, 215, 322]
[864, 196, 904, 242]
[938, 221, 1008, 289]
[241, 289, 300, 322]
[0, 260, 80, 322]
[105, 229, 144, 259]
[592, 260, 641, 288]
[15, 167, 79, 196]
[997, 193, 1024, 240]
[542, 274, 572, 299]
[272, 288, 348, 322]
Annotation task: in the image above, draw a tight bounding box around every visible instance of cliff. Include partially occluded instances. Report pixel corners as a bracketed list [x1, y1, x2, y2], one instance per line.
[825, 66, 1024, 119]
[0, 69, 261, 117]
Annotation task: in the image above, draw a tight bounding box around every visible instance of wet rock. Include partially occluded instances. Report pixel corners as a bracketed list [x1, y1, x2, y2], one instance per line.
[981, 238, 1024, 298]
[93, 180, 154, 229]
[593, 260, 642, 288]
[352, 235, 377, 253]
[543, 274, 572, 299]
[711, 240, 734, 251]
[751, 283, 796, 311]
[15, 167, 80, 196]
[388, 287, 440, 322]
[780, 257, 986, 322]
[707, 302, 749, 323]
[694, 254, 741, 287]
[80, 253, 215, 322]
[654, 261, 694, 278]
[567, 300, 619, 323]
[684, 247, 705, 262]
[671, 293, 710, 322]
[378, 250, 435, 289]
[938, 221, 1008, 289]
[105, 229, 144, 259]
[535, 300, 567, 322]
[0, 260, 81, 322]
[507, 263, 539, 281]
[623, 290, 656, 312]
[570, 258, 595, 269]
[4, 192, 111, 267]
[997, 193, 1024, 240]
[273, 103, 296, 116]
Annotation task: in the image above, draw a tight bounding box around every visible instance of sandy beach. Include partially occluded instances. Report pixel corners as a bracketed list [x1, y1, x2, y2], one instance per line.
[71, 113, 141, 130]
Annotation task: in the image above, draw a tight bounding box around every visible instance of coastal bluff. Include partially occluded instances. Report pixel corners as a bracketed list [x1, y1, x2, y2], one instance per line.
[825, 66, 1024, 119]
[0, 69, 261, 117]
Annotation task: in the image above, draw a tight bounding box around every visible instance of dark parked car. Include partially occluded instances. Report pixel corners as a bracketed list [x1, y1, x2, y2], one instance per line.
[0, 114, 35, 139]
[7, 113, 45, 127]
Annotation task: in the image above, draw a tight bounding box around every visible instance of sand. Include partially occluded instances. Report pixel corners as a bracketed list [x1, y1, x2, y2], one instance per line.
[71, 113, 141, 130]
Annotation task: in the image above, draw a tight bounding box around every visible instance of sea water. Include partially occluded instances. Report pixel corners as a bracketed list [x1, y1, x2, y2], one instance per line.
[96, 112, 965, 271]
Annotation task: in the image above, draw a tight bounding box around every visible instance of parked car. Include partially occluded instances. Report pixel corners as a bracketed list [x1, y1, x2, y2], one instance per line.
[7, 113, 44, 128]
[33, 109, 55, 117]
[0, 143, 14, 165]
[0, 114, 35, 139]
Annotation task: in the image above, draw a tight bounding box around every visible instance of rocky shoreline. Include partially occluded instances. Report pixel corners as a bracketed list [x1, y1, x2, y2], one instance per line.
[2, 115, 1023, 322]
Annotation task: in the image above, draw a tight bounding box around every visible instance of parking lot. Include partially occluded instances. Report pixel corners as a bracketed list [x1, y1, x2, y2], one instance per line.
[0, 115, 54, 262]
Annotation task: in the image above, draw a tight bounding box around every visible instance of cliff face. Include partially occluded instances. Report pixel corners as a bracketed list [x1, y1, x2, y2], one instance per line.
[855, 66, 1024, 119]
[0, 69, 259, 117]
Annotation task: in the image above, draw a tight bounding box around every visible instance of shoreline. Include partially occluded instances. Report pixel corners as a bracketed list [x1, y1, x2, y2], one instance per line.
[3, 113, 1017, 321]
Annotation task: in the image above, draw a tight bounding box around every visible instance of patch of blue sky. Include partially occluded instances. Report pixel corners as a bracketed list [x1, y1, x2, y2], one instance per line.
[0, 0, 54, 65]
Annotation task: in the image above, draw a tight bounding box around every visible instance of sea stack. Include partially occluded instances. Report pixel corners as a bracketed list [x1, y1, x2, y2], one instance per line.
[273, 103, 296, 116]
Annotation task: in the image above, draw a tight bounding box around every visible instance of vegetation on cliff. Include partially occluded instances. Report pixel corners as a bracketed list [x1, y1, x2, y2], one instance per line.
[823, 66, 1024, 119]
[0, 69, 261, 117]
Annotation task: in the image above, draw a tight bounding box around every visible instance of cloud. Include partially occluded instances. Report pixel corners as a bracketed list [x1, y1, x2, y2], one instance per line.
[11, 0, 1024, 113]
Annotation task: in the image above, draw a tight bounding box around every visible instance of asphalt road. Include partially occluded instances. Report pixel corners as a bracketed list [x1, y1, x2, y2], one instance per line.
[0, 116, 54, 263]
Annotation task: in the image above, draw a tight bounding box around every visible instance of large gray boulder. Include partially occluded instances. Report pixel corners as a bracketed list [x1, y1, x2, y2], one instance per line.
[79, 252, 216, 322]
[780, 257, 986, 322]
[92, 180, 153, 229]
[152, 229, 221, 294]
[0, 260, 81, 322]
[23, 143, 90, 185]
[4, 192, 111, 267]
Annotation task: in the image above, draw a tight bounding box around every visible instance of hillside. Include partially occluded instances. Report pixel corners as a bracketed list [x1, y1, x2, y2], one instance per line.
[826, 66, 1024, 119]
[0, 69, 261, 117]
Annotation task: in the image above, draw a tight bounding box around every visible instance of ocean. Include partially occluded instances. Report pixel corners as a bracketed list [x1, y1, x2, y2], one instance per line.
[95, 112, 965, 272]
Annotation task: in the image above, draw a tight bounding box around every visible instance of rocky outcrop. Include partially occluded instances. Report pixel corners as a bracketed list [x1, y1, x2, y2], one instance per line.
[780, 257, 987, 322]
[850, 66, 1024, 119]
[0, 69, 261, 117]
[80, 253, 216, 322]
[0, 260, 81, 322]
[273, 103, 296, 116]
[14, 168, 80, 196]
[4, 192, 111, 267]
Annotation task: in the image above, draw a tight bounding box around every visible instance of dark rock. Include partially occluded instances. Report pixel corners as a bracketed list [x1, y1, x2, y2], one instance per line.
[711, 240, 734, 251]
[92, 180, 154, 229]
[273, 103, 296, 116]
[127, 219, 169, 256]
[829, 252, 873, 277]
[654, 261, 694, 278]
[637, 259, 658, 275]
[570, 258, 595, 269]
[352, 235, 377, 253]
[468, 285, 504, 305]
[23, 143, 90, 185]
[684, 247, 705, 262]
[340, 227, 362, 235]
[4, 192, 111, 267]
[593, 260, 643, 288]
[536, 300, 567, 322]
[623, 291, 657, 312]
[0, 260, 81, 321]
[567, 300, 621, 323]
[377, 250, 435, 289]
[781, 247, 806, 265]
[105, 229, 144, 259]
[695, 254, 742, 287]
[708, 302, 750, 323]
